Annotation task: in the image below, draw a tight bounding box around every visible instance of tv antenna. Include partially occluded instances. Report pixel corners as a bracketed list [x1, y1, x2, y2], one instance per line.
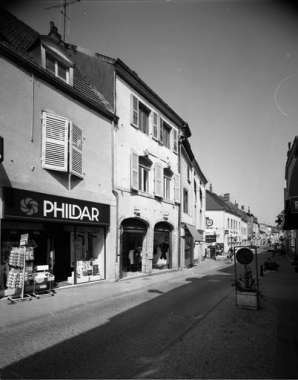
[45, 0, 80, 42]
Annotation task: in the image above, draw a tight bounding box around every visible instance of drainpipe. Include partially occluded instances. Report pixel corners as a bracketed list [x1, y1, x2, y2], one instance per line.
[111, 118, 120, 281]
[178, 131, 186, 270]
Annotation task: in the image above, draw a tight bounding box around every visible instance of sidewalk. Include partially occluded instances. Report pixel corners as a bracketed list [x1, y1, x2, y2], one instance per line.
[0, 257, 232, 330]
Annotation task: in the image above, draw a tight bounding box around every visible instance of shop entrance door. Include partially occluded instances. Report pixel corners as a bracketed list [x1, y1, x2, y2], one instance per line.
[184, 229, 194, 268]
[51, 228, 71, 286]
[153, 222, 171, 270]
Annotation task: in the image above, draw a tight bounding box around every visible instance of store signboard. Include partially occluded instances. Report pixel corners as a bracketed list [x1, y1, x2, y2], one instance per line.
[3, 187, 110, 225]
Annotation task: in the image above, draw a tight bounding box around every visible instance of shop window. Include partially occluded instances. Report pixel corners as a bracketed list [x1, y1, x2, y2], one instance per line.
[42, 111, 84, 178]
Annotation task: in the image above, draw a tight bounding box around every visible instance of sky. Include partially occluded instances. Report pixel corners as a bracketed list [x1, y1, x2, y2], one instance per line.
[2, 0, 298, 225]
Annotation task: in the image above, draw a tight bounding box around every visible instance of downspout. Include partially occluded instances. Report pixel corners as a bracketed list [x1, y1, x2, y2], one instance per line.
[112, 119, 120, 281]
[112, 70, 120, 280]
[178, 134, 184, 270]
[30, 73, 34, 142]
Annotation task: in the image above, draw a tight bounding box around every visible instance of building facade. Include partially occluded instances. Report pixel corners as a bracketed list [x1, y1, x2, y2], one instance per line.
[0, 10, 117, 297]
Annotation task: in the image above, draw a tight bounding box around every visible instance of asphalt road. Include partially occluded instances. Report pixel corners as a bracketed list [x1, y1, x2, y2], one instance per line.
[0, 265, 234, 379]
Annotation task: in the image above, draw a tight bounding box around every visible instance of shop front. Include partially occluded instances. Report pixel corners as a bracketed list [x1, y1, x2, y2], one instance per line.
[0, 187, 110, 297]
[183, 223, 202, 268]
[153, 222, 172, 270]
[120, 218, 148, 277]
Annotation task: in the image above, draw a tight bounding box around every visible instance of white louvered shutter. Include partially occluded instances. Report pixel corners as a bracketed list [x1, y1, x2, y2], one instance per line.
[131, 150, 139, 190]
[130, 94, 139, 128]
[174, 173, 181, 203]
[153, 112, 158, 139]
[42, 111, 68, 172]
[155, 162, 163, 198]
[70, 122, 84, 178]
[173, 128, 178, 153]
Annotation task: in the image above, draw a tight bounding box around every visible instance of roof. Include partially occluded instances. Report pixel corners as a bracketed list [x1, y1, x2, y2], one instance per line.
[0, 8, 116, 120]
[206, 190, 244, 219]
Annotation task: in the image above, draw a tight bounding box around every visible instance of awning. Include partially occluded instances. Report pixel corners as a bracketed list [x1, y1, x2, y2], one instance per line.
[185, 223, 204, 241]
[282, 200, 298, 230]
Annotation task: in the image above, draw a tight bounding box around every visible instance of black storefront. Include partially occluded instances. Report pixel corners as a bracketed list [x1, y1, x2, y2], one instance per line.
[0, 187, 110, 297]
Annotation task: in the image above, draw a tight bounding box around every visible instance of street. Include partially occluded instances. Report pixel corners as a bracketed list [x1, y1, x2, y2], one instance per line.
[0, 251, 297, 379]
[0, 263, 234, 379]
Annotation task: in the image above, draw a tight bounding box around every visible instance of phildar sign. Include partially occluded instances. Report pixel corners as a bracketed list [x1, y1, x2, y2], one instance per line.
[3, 187, 110, 225]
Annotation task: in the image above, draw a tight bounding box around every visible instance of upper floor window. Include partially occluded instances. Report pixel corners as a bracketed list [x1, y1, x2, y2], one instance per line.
[183, 188, 189, 214]
[41, 111, 83, 178]
[130, 95, 149, 135]
[41, 40, 74, 86]
[163, 168, 173, 200]
[46, 52, 69, 83]
[138, 156, 151, 193]
[160, 119, 171, 148]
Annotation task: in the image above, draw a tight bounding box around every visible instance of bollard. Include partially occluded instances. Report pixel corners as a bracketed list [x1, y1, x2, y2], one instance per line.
[260, 264, 264, 277]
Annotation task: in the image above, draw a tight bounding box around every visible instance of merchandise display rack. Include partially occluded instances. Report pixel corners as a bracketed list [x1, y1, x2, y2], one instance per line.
[32, 265, 55, 298]
[7, 243, 32, 304]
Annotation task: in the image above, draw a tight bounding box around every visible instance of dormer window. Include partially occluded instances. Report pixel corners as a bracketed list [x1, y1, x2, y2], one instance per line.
[46, 51, 69, 83]
[40, 36, 74, 86]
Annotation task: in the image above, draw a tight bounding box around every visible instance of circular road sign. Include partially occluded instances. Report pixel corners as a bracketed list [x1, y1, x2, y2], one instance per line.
[206, 219, 213, 227]
[236, 248, 254, 265]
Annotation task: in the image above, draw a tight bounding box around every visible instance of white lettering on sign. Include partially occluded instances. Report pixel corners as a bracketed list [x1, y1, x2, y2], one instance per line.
[295, 201, 298, 210]
[43, 201, 99, 221]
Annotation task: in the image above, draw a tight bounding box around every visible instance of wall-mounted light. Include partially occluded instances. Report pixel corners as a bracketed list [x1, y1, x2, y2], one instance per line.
[163, 212, 169, 220]
[134, 208, 140, 217]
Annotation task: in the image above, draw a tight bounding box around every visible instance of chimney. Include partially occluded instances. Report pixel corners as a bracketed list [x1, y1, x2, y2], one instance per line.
[223, 193, 230, 202]
[209, 183, 213, 193]
[248, 206, 251, 214]
[235, 202, 238, 209]
[241, 205, 244, 211]
[48, 21, 62, 43]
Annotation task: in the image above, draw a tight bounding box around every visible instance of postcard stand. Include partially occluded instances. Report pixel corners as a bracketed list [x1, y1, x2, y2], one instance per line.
[8, 244, 32, 304]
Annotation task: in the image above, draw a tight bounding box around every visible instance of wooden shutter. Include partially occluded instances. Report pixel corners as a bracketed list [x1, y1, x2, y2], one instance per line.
[174, 173, 181, 203]
[70, 122, 84, 178]
[173, 128, 178, 153]
[155, 162, 163, 198]
[131, 149, 139, 190]
[153, 112, 158, 139]
[42, 111, 68, 172]
[159, 118, 163, 143]
[130, 94, 139, 128]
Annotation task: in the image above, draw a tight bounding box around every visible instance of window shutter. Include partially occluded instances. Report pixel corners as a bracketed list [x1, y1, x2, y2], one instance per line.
[159, 118, 163, 142]
[155, 162, 163, 198]
[153, 112, 158, 139]
[130, 94, 139, 128]
[70, 122, 84, 178]
[173, 129, 178, 153]
[42, 111, 68, 172]
[131, 149, 139, 190]
[174, 173, 181, 203]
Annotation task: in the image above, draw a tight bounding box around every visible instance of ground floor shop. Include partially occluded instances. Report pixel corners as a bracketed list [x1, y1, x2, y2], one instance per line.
[0, 187, 110, 298]
[120, 218, 175, 278]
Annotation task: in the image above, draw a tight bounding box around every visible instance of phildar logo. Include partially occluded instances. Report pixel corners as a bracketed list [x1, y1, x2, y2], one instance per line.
[20, 197, 39, 216]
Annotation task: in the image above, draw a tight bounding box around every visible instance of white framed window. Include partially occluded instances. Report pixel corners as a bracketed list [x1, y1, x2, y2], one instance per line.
[159, 118, 171, 148]
[163, 168, 173, 200]
[139, 166, 149, 193]
[183, 188, 189, 214]
[130, 94, 150, 135]
[41, 111, 83, 178]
